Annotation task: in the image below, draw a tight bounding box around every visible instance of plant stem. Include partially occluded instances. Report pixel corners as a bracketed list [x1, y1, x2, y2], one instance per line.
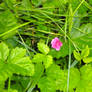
[67, 41, 71, 92]
[0, 22, 30, 38]
[17, 31, 31, 56]
[8, 77, 11, 92]
[67, 1, 72, 92]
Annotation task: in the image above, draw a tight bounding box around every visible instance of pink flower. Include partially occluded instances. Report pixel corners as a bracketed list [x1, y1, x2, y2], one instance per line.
[51, 37, 63, 51]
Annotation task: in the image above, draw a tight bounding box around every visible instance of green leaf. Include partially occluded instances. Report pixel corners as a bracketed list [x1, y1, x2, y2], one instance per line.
[31, 0, 42, 7]
[0, 89, 18, 92]
[76, 64, 92, 92]
[46, 64, 65, 91]
[38, 77, 56, 92]
[0, 42, 34, 91]
[70, 12, 81, 39]
[0, 42, 9, 61]
[83, 57, 92, 63]
[11, 80, 23, 92]
[46, 64, 63, 80]
[22, 0, 32, 9]
[8, 47, 26, 63]
[32, 53, 53, 68]
[72, 23, 92, 50]
[89, 0, 92, 5]
[0, 10, 18, 39]
[4, 36, 18, 48]
[4, 0, 16, 10]
[0, 62, 14, 82]
[32, 53, 45, 63]
[38, 64, 80, 92]
[81, 45, 89, 58]
[73, 50, 81, 61]
[8, 47, 34, 76]
[69, 68, 80, 92]
[37, 42, 49, 55]
[44, 55, 53, 68]
[0, 80, 5, 91]
[59, 68, 80, 92]
[28, 63, 44, 91]
[71, 0, 88, 14]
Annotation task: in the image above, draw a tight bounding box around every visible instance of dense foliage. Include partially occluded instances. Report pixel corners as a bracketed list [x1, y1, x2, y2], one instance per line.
[0, 0, 92, 92]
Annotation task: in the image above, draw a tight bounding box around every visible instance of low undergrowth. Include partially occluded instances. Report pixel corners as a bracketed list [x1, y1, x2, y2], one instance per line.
[0, 0, 92, 92]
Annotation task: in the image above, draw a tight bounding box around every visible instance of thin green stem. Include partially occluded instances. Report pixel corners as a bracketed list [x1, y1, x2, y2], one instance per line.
[67, 2, 72, 92]
[17, 31, 31, 56]
[67, 41, 71, 92]
[73, 0, 85, 16]
[18, 8, 92, 17]
[83, 0, 92, 11]
[0, 22, 30, 38]
[65, 17, 68, 42]
[14, 37, 37, 53]
[26, 28, 63, 36]
[8, 77, 11, 92]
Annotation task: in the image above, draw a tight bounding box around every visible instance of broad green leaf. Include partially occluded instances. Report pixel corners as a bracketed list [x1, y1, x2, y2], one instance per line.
[59, 68, 80, 92]
[31, 0, 42, 7]
[0, 42, 34, 90]
[8, 47, 26, 63]
[13, 57, 34, 76]
[0, 62, 14, 82]
[76, 64, 92, 92]
[72, 23, 92, 50]
[0, 42, 9, 61]
[81, 45, 89, 58]
[32, 63, 44, 81]
[22, 0, 32, 9]
[69, 68, 80, 92]
[71, 23, 92, 39]
[28, 63, 44, 91]
[0, 61, 32, 83]
[44, 55, 53, 68]
[73, 50, 81, 61]
[32, 53, 45, 63]
[46, 64, 63, 80]
[46, 64, 65, 91]
[83, 57, 92, 63]
[8, 47, 34, 76]
[0, 80, 5, 91]
[38, 77, 56, 92]
[46, 64, 80, 92]
[37, 42, 49, 55]
[70, 12, 81, 39]
[0, 10, 18, 39]
[32, 53, 53, 68]
[4, 36, 18, 48]
[73, 33, 92, 50]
